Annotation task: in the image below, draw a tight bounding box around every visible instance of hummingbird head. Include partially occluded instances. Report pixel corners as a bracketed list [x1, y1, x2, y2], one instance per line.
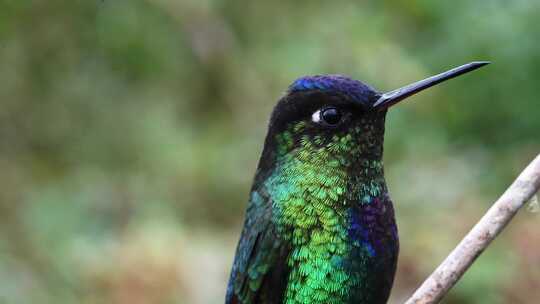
[257, 62, 489, 179]
[267, 75, 386, 164]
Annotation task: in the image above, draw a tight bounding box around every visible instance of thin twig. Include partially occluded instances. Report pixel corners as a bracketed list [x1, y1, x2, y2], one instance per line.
[404, 154, 540, 304]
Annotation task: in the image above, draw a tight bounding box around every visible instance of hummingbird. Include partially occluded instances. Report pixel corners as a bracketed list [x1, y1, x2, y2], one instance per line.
[226, 62, 489, 304]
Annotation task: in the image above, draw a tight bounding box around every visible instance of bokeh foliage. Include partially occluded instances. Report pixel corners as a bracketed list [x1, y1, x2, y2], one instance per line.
[0, 0, 539, 303]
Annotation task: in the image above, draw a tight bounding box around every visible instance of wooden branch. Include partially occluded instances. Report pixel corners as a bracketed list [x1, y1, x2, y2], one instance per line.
[404, 153, 540, 304]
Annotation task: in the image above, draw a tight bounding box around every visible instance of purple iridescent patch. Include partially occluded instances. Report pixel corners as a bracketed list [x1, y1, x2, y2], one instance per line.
[288, 75, 379, 105]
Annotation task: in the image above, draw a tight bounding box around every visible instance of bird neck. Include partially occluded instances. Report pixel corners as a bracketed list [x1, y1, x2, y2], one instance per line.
[262, 143, 389, 303]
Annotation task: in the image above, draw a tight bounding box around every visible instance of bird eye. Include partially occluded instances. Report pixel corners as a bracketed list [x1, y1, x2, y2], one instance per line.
[312, 107, 342, 126]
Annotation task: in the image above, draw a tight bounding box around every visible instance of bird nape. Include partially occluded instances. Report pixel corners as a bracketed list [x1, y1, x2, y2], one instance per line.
[226, 62, 489, 304]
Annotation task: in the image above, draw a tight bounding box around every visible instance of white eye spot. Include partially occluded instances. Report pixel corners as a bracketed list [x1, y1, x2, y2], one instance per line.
[312, 109, 321, 123]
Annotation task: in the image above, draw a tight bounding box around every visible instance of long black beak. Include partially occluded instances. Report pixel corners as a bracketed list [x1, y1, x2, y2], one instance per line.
[373, 61, 490, 109]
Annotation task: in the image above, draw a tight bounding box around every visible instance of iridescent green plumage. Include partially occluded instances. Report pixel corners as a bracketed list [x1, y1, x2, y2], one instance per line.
[266, 121, 394, 304]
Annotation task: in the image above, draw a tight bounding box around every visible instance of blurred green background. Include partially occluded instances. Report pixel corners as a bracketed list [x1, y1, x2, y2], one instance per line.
[1, 0, 539, 303]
